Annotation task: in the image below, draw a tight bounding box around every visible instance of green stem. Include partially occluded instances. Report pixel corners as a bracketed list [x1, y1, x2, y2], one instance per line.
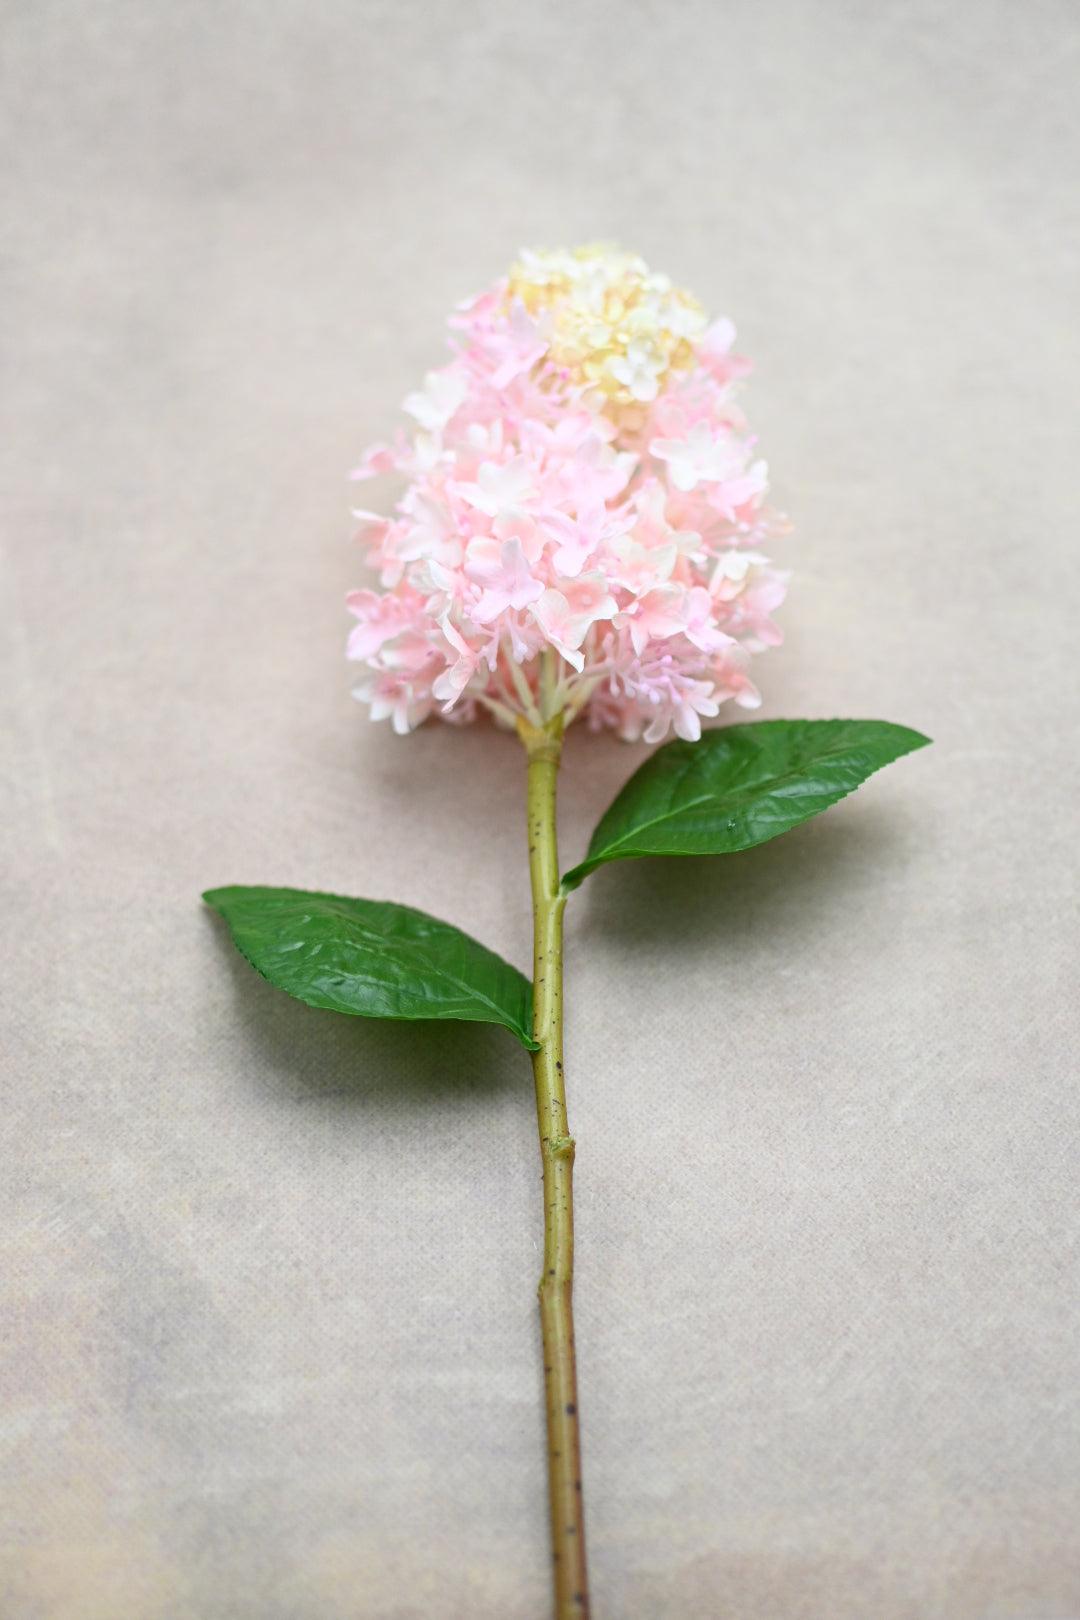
[520, 713, 589, 1619]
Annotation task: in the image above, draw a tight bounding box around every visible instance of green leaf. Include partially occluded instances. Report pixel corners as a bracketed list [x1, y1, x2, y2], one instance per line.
[562, 719, 930, 890]
[203, 885, 538, 1050]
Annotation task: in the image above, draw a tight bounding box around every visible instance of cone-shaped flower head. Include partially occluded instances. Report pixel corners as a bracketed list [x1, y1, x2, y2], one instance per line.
[348, 245, 790, 742]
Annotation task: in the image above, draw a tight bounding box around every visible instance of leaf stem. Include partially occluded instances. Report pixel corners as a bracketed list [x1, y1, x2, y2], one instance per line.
[518, 712, 589, 1619]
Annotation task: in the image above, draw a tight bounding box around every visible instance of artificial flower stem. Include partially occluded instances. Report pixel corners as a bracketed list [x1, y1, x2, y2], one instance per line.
[563, 675, 601, 725]
[519, 712, 590, 1619]
[508, 652, 544, 725]
[475, 691, 521, 728]
[539, 647, 559, 722]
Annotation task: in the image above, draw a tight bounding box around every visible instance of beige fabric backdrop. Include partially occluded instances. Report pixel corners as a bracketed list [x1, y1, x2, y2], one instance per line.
[2, 3, 1078, 1616]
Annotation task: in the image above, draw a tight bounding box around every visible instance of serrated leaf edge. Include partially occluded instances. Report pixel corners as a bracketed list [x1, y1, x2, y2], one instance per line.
[562, 721, 930, 889]
[203, 885, 540, 1051]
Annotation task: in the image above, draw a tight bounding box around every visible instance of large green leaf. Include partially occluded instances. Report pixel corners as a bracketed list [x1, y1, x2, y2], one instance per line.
[562, 719, 930, 890]
[203, 886, 538, 1049]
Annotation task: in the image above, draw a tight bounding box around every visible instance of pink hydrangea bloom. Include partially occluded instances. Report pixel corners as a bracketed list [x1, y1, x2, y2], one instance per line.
[347, 245, 790, 743]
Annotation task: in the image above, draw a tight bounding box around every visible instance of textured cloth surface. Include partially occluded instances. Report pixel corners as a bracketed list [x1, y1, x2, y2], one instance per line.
[2, 4, 1078, 1617]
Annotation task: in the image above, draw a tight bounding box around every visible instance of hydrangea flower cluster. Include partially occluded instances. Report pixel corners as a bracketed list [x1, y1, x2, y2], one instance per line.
[348, 245, 790, 742]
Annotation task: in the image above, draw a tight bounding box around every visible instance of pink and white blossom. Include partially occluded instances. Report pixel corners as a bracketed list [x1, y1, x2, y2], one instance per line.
[347, 245, 789, 743]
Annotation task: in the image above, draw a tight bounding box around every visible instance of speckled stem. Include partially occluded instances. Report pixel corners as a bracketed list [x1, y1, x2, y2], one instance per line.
[519, 712, 589, 1619]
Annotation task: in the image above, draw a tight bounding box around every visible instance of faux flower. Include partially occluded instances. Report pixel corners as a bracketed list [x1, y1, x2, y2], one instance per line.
[347, 245, 790, 745]
[206, 243, 929, 1620]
